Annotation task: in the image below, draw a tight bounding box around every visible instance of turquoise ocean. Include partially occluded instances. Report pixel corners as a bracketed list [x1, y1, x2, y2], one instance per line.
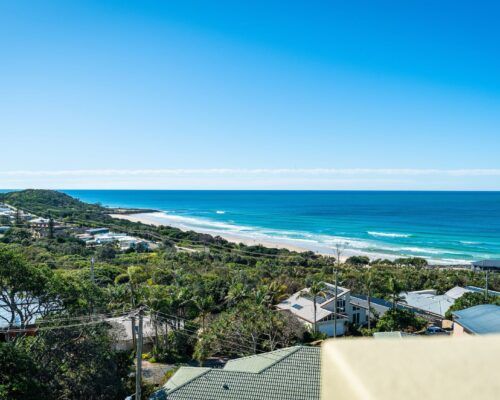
[59, 190, 500, 265]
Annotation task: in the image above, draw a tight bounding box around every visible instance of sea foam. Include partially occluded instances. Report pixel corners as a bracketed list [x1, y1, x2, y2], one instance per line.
[368, 231, 411, 238]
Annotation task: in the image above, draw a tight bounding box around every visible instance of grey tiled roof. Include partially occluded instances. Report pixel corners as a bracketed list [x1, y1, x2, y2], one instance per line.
[151, 346, 321, 400]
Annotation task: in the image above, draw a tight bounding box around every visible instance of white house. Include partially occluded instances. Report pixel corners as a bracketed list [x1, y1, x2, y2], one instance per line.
[277, 283, 367, 337]
[400, 286, 499, 318]
[107, 315, 157, 351]
[84, 231, 150, 251]
[29, 217, 50, 228]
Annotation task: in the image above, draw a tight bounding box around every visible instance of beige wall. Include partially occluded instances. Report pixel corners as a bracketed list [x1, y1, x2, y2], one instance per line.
[321, 335, 500, 400]
[452, 322, 470, 337]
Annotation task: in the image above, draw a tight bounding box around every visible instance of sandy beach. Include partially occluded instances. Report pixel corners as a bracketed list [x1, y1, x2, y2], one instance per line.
[109, 212, 339, 257]
[108, 212, 381, 261]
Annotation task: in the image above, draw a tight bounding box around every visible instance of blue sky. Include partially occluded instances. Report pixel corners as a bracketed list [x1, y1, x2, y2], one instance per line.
[1, 1, 499, 189]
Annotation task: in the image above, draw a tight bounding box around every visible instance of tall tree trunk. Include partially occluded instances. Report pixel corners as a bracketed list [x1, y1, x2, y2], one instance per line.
[313, 303, 317, 333]
[367, 286, 372, 330]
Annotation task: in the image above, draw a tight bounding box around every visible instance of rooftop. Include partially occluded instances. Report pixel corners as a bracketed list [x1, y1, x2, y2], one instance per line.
[151, 346, 320, 400]
[452, 304, 500, 334]
[465, 285, 500, 297]
[472, 259, 500, 269]
[349, 295, 393, 317]
[277, 284, 350, 323]
[373, 331, 412, 339]
[401, 286, 474, 317]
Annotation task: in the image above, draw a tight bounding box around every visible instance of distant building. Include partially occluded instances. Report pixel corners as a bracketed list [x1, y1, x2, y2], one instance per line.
[75, 233, 94, 242]
[471, 259, 500, 272]
[277, 283, 367, 336]
[452, 304, 500, 336]
[93, 233, 117, 244]
[29, 217, 50, 228]
[0, 226, 10, 234]
[150, 346, 320, 400]
[116, 236, 150, 251]
[81, 229, 150, 251]
[85, 227, 110, 236]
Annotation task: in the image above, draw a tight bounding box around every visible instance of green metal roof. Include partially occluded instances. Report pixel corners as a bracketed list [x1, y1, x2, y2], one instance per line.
[223, 346, 299, 373]
[163, 367, 211, 392]
[373, 331, 412, 339]
[151, 346, 320, 400]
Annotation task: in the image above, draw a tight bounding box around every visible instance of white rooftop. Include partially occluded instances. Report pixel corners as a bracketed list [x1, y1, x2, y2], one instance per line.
[401, 286, 474, 317]
[277, 283, 350, 323]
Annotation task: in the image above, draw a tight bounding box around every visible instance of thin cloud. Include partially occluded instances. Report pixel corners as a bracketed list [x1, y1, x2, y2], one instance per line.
[2, 168, 500, 177]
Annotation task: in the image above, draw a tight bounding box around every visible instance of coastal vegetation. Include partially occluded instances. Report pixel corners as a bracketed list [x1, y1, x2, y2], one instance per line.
[0, 190, 498, 399]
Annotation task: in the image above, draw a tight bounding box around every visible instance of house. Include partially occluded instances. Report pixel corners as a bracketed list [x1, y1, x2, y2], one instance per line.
[464, 285, 500, 297]
[75, 233, 94, 242]
[81, 229, 151, 251]
[401, 286, 500, 318]
[150, 346, 320, 400]
[401, 286, 474, 317]
[0, 226, 10, 234]
[116, 235, 150, 251]
[452, 304, 500, 336]
[107, 315, 157, 351]
[93, 233, 119, 244]
[349, 294, 393, 318]
[29, 217, 50, 228]
[471, 259, 500, 272]
[277, 283, 367, 336]
[85, 227, 110, 236]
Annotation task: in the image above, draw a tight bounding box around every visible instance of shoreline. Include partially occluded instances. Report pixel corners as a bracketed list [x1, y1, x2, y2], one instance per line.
[109, 212, 321, 256]
[108, 211, 441, 263]
[108, 211, 473, 267]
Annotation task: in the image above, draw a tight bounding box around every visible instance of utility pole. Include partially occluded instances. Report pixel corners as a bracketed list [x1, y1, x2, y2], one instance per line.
[131, 315, 136, 349]
[367, 283, 372, 330]
[333, 267, 338, 338]
[135, 308, 144, 400]
[485, 269, 489, 300]
[90, 257, 95, 284]
[333, 243, 345, 339]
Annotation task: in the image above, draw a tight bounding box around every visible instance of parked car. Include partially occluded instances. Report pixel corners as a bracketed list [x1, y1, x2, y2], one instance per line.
[425, 326, 448, 335]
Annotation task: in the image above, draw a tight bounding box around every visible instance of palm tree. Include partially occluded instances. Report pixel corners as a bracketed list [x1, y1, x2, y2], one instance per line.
[301, 281, 327, 333]
[225, 282, 248, 307]
[388, 277, 403, 310]
[266, 281, 288, 304]
[252, 282, 288, 308]
[193, 295, 214, 331]
[361, 269, 371, 329]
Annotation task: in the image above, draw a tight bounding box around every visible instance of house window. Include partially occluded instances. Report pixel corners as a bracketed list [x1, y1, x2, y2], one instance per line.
[353, 313, 360, 325]
[336, 299, 345, 312]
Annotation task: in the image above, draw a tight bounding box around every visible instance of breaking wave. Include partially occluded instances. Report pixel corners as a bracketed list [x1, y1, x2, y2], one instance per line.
[368, 231, 411, 238]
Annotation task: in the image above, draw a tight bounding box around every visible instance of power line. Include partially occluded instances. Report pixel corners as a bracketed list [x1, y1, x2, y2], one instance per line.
[4, 318, 111, 334]
[147, 309, 304, 364]
[34, 308, 135, 325]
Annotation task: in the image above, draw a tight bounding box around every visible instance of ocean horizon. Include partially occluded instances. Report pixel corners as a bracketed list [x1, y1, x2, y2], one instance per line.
[36, 189, 500, 265]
